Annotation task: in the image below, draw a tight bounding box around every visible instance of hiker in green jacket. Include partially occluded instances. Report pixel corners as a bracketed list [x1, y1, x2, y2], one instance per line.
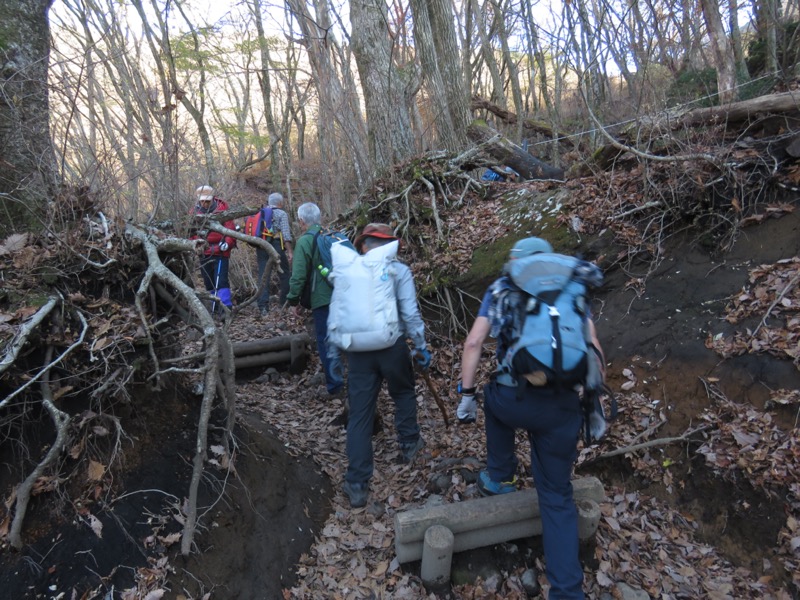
[286, 202, 344, 396]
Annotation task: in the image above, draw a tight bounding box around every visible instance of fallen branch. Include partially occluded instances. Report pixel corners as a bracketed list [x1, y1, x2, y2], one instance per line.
[752, 269, 800, 337]
[581, 424, 712, 466]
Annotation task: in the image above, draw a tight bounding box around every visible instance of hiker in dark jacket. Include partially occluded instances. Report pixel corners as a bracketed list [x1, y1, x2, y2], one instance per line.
[256, 192, 293, 317]
[329, 223, 432, 508]
[286, 202, 343, 396]
[189, 185, 237, 315]
[457, 236, 604, 600]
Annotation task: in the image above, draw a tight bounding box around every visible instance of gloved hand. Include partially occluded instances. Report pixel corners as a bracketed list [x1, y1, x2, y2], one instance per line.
[219, 242, 229, 252]
[414, 348, 431, 370]
[456, 395, 477, 424]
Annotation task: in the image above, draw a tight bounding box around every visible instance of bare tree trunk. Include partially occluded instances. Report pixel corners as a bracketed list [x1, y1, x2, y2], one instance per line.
[286, 0, 369, 213]
[129, 0, 180, 217]
[409, 0, 470, 150]
[494, 0, 523, 124]
[700, 0, 737, 104]
[250, 0, 281, 186]
[155, 0, 218, 184]
[428, 0, 470, 145]
[0, 0, 58, 236]
[756, 0, 780, 75]
[471, 0, 505, 107]
[728, 0, 750, 82]
[350, 0, 415, 171]
[523, 4, 552, 114]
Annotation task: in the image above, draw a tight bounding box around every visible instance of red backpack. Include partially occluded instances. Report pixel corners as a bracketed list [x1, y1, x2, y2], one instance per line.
[244, 207, 275, 239]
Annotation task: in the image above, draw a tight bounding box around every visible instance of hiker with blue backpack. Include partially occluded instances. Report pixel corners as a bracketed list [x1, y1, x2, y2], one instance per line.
[457, 237, 607, 600]
[250, 192, 293, 317]
[286, 202, 345, 397]
[326, 223, 431, 508]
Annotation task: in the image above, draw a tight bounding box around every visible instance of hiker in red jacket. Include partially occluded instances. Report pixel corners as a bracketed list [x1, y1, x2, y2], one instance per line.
[190, 185, 237, 315]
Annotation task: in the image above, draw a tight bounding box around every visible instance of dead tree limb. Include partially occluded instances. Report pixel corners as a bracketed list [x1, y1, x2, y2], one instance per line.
[470, 95, 575, 147]
[581, 424, 711, 468]
[676, 91, 800, 126]
[9, 321, 83, 548]
[466, 120, 566, 180]
[126, 224, 237, 556]
[577, 85, 720, 172]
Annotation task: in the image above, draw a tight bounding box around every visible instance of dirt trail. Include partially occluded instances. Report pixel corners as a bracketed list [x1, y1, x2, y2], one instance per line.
[2, 207, 799, 599]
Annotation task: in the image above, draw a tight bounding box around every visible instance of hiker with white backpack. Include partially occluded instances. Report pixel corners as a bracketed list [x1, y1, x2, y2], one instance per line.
[457, 236, 607, 600]
[326, 223, 431, 508]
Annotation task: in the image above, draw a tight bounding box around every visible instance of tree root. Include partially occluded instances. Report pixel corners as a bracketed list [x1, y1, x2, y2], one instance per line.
[9, 343, 73, 549]
[126, 223, 237, 556]
[0, 295, 60, 383]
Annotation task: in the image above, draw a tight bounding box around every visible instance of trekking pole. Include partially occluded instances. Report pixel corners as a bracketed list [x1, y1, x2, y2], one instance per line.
[210, 256, 222, 315]
[414, 352, 450, 428]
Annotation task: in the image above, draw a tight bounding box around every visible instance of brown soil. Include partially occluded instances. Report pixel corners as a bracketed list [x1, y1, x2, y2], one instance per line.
[1, 205, 799, 598]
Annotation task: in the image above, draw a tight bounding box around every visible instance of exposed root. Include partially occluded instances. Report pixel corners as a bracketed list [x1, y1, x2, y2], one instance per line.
[126, 223, 237, 556]
[9, 343, 73, 549]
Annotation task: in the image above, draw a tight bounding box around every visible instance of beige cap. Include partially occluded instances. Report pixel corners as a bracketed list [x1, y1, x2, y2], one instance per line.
[196, 185, 214, 201]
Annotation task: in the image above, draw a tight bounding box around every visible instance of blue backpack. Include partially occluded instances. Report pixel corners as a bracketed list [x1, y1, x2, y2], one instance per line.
[299, 229, 356, 309]
[498, 253, 603, 388]
[311, 229, 355, 279]
[497, 253, 615, 441]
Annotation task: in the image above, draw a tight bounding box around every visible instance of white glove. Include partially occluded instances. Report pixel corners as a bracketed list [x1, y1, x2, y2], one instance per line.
[457, 395, 477, 424]
[219, 242, 229, 252]
[588, 410, 607, 441]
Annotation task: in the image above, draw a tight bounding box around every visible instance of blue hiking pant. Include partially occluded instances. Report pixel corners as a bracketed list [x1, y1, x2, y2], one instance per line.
[256, 240, 290, 310]
[312, 305, 343, 394]
[344, 339, 420, 485]
[483, 380, 585, 599]
[200, 255, 232, 310]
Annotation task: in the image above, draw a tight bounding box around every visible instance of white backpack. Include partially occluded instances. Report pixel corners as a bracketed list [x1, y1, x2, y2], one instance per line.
[327, 240, 401, 352]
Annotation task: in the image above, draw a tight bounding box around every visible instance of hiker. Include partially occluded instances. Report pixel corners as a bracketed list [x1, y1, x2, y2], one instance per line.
[286, 202, 344, 396]
[457, 236, 605, 600]
[254, 192, 293, 317]
[189, 185, 237, 315]
[327, 223, 431, 508]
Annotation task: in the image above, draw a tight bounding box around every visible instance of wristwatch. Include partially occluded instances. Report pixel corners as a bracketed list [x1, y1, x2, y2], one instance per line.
[457, 382, 477, 395]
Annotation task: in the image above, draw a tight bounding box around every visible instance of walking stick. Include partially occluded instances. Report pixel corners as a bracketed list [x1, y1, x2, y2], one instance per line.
[210, 256, 222, 315]
[414, 352, 450, 428]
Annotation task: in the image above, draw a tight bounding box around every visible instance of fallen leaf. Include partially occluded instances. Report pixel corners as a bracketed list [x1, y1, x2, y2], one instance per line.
[87, 460, 106, 482]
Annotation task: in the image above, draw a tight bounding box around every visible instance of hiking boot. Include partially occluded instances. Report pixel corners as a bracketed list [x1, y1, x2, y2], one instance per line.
[259, 307, 268, 318]
[399, 437, 424, 464]
[330, 409, 348, 428]
[343, 481, 368, 508]
[327, 387, 346, 400]
[477, 470, 518, 496]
